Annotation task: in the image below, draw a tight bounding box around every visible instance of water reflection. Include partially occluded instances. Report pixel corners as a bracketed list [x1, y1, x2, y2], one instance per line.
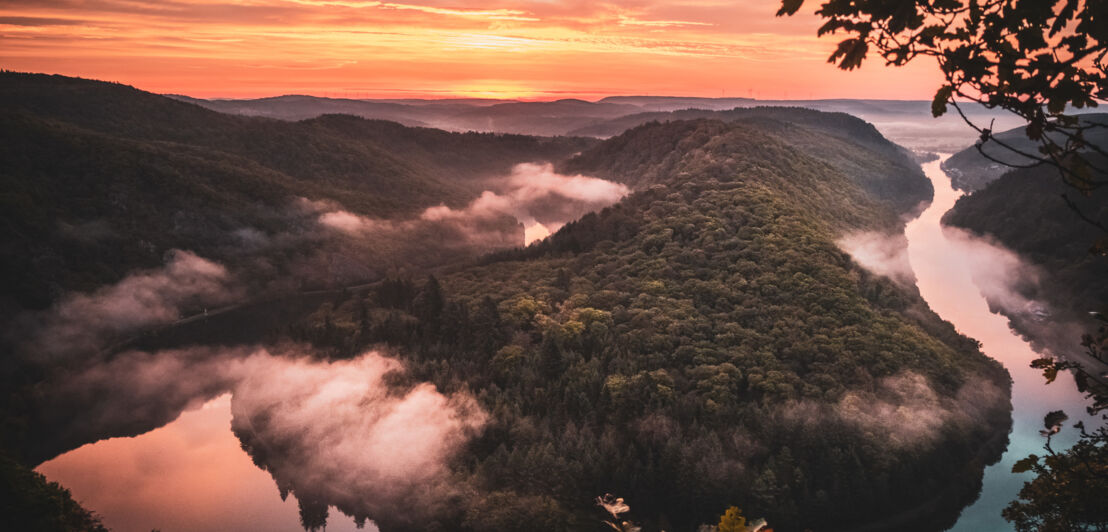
[36, 395, 366, 532]
[907, 157, 1096, 532]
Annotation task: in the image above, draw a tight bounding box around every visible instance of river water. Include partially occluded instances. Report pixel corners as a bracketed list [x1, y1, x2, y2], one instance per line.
[909, 157, 1095, 532]
[36, 395, 366, 532]
[35, 157, 1097, 532]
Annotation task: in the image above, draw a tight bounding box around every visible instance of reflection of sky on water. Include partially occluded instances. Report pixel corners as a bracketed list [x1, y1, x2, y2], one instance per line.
[908, 157, 1096, 532]
[37, 394, 366, 532]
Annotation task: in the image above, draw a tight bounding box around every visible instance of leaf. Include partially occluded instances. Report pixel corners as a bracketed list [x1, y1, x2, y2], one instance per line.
[1025, 120, 1044, 140]
[776, 0, 804, 16]
[931, 86, 954, 117]
[1043, 410, 1069, 431]
[1012, 455, 1039, 473]
[829, 38, 868, 70]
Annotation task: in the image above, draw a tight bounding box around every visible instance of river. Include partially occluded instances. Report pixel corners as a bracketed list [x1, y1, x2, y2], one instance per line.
[35, 157, 1097, 532]
[36, 395, 367, 532]
[909, 156, 1096, 532]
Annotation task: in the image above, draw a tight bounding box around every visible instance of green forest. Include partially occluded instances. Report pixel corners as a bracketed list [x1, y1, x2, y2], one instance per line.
[279, 119, 1012, 531]
[1, 73, 1016, 532]
[0, 72, 593, 312]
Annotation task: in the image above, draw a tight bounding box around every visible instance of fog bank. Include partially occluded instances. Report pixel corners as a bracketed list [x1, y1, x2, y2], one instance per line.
[9, 250, 241, 361]
[839, 227, 1044, 319]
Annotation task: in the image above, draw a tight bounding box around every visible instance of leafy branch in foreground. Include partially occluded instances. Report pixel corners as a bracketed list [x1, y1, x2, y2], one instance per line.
[779, 0, 1108, 240]
[1012, 317, 1108, 531]
[1004, 413, 1108, 531]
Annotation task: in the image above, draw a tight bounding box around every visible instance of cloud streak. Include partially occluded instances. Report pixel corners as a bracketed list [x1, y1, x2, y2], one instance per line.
[421, 162, 629, 244]
[781, 371, 1007, 450]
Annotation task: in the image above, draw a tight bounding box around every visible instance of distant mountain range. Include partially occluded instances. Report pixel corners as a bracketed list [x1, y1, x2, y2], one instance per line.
[169, 92, 1030, 153]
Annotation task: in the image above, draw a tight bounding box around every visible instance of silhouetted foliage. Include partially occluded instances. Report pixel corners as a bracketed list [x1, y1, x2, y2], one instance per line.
[779, 0, 1108, 201]
[0, 452, 108, 532]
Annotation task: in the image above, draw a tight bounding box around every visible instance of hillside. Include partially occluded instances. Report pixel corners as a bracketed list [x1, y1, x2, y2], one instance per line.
[942, 113, 1108, 192]
[284, 118, 1012, 531]
[170, 92, 1026, 153]
[174, 93, 645, 136]
[564, 109, 932, 214]
[0, 73, 593, 313]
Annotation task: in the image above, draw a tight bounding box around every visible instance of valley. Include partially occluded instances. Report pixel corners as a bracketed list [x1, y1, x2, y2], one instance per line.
[1, 73, 1101, 532]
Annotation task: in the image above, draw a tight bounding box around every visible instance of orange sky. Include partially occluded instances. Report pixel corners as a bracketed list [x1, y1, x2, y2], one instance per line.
[0, 0, 943, 100]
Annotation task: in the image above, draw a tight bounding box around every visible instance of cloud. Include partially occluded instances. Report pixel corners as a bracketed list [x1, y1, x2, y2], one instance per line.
[286, 0, 541, 21]
[231, 350, 486, 529]
[941, 226, 1041, 316]
[302, 163, 626, 249]
[839, 226, 1044, 316]
[841, 225, 1058, 339]
[10, 250, 241, 361]
[422, 162, 629, 244]
[781, 371, 1007, 450]
[615, 14, 713, 27]
[0, 16, 86, 26]
[838, 231, 916, 286]
[1, 0, 896, 101]
[28, 346, 254, 460]
[32, 345, 487, 529]
[835, 372, 1002, 448]
[317, 209, 383, 234]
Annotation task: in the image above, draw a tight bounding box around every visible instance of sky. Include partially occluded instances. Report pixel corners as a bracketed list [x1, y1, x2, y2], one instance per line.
[0, 0, 943, 100]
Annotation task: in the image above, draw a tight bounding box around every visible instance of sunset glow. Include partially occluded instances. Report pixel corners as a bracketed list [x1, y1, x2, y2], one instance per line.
[0, 0, 943, 99]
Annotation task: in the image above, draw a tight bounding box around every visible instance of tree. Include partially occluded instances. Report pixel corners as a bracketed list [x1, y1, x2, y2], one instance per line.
[717, 506, 772, 532]
[298, 497, 329, 532]
[718, 506, 747, 532]
[1005, 313, 1108, 530]
[1003, 414, 1108, 531]
[778, 0, 1107, 236]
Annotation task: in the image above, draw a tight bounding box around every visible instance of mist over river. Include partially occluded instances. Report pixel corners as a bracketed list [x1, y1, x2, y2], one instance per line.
[36, 395, 369, 532]
[32, 156, 1098, 532]
[909, 157, 1096, 532]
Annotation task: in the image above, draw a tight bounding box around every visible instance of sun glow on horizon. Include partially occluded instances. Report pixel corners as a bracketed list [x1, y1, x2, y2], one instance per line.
[0, 0, 944, 100]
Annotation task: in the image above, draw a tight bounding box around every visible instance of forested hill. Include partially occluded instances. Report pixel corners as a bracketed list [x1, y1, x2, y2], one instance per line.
[941, 113, 1108, 192]
[563, 113, 932, 218]
[0, 73, 593, 216]
[0, 72, 593, 311]
[294, 117, 1011, 531]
